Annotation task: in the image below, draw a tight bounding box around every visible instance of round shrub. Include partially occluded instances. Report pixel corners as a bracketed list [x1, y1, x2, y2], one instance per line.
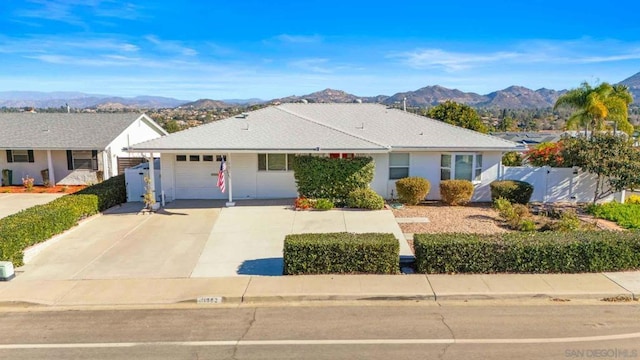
[395, 177, 430, 205]
[346, 188, 385, 210]
[439, 179, 474, 206]
[490, 180, 533, 204]
[314, 198, 334, 211]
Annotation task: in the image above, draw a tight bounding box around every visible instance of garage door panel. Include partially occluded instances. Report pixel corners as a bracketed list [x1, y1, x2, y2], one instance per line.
[175, 160, 225, 199]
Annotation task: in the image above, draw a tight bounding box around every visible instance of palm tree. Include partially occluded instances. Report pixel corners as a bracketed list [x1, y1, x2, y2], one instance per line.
[554, 82, 634, 135]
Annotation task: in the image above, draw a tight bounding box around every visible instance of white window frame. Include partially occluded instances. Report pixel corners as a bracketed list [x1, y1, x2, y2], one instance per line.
[389, 153, 410, 180]
[440, 153, 483, 183]
[258, 154, 295, 172]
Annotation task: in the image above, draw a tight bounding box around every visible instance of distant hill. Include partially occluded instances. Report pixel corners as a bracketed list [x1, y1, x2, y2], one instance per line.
[0, 91, 188, 109]
[619, 72, 640, 103]
[180, 99, 235, 109]
[382, 85, 486, 107]
[273, 88, 369, 104]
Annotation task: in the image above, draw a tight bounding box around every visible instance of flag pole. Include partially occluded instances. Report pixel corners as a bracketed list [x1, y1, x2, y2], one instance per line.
[225, 152, 235, 207]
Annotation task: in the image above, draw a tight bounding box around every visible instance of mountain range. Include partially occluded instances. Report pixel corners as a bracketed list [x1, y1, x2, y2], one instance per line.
[2, 72, 639, 110]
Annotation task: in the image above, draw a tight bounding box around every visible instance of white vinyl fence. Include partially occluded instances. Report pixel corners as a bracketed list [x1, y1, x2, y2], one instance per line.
[501, 166, 623, 203]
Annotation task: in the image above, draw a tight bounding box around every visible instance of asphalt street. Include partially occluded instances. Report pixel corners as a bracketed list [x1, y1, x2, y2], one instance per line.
[1, 302, 639, 359]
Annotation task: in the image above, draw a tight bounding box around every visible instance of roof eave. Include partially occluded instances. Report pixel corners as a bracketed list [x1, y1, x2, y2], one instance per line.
[125, 147, 390, 154]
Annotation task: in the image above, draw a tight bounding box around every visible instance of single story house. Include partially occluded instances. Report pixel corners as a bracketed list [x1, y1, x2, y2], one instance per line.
[127, 103, 523, 203]
[0, 113, 167, 185]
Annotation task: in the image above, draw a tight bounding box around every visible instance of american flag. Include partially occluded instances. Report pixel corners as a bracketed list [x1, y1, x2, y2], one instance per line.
[217, 157, 226, 193]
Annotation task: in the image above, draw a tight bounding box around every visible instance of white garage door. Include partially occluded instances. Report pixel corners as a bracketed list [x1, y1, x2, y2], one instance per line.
[174, 155, 225, 199]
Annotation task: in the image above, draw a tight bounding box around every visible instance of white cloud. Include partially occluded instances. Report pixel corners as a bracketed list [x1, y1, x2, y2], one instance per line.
[145, 35, 198, 56]
[288, 58, 333, 73]
[391, 48, 522, 71]
[273, 34, 323, 44]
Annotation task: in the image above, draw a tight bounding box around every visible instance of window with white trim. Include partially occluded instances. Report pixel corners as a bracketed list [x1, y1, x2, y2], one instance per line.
[258, 154, 295, 171]
[389, 153, 409, 180]
[440, 153, 483, 182]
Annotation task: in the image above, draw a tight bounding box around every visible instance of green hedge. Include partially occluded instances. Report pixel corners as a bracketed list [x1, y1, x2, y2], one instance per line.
[346, 188, 385, 210]
[414, 231, 640, 273]
[75, 174, 126, 211]
[490, 180, 534, 204]
[0, 194, 99, 265]
[283, 232, 399, 275]
[291, 156, 374, 205]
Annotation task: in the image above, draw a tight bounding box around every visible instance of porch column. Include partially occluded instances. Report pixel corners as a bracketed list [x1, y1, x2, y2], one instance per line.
[148, 153, 156, 204]
[226, 152, 235, 207]
[46, 150, 56, 185]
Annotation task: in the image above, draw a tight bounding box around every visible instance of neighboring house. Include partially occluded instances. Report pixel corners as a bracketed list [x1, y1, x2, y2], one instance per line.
[128, 103, 522, 203]
[0, 113, 167, 185]
[490, 132, 563, 146]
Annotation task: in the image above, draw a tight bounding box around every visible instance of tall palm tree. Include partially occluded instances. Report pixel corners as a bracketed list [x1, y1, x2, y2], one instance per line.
[554, 82, 634, 135]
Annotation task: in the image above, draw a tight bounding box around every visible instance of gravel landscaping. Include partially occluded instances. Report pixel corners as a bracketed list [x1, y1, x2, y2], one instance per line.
[392, 202, 511, 235]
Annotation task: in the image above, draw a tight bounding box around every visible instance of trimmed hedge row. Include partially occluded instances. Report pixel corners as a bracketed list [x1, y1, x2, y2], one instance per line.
[414, 231, 640, 273]
[490, 180, 534, 204]
[0, 195, 99, 265]
[75, 174, 126, 211]
[0, 175, 127, 266]
[283, 232, 399, 275]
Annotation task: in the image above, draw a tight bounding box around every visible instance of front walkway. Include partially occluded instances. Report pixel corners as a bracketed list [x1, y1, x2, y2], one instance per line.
[191, 199, 413, 277]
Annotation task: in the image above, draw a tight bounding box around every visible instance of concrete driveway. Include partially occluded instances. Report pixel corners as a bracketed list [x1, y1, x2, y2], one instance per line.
[191, 200, 412, 277]
[15, 199, 411, 280]
[16, 201, 219, 280]
[0, 193, 64, 219]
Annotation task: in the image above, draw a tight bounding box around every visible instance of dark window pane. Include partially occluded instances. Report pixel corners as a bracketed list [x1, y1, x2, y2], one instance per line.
[203, 155, 214, 162]
[189, 155, 200, 161]
[389, 167, 409, 180]
[287, 154, 296, 171]
[441, 169, 451, 181]
[258, 154, 266, 171]
[440, 154, 451, 168]
[176, 155, 187, 162]
[268, 154, 286, 171]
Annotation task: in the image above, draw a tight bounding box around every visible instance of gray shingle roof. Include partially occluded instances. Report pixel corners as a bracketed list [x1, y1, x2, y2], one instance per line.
[130, 103, 521, 152]
[0, 113, 159, 150]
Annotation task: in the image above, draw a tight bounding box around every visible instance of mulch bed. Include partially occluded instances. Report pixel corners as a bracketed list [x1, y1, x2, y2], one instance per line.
[0, 185, 86, 194]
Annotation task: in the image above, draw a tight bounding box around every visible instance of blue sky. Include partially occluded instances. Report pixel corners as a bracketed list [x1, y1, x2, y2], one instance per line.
[1, 0, 640, 100]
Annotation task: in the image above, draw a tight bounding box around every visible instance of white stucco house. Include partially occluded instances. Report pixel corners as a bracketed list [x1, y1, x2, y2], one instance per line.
[0, 113, 167, 185]
[127, 103, 523, 203]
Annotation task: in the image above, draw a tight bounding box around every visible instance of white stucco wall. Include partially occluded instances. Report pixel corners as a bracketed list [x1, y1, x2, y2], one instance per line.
[0, 150, 48, 185]
[107, 116, 165, 178]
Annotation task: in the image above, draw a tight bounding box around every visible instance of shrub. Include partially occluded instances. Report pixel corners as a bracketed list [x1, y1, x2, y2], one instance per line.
[314, 198, 334, 211]
[490, 180, 533, 204]
[587, 202, 640, 229]
[625, 195, 640, 205]
[414, 231, 640, 274]
[440, 180, 474, 206]
[0, 194, 99, 266]
[291, 155, 375, 205]
[283, 232, 399, 275]
[494, 198, 531, 230]
[520, 219, 537, 232]
[346, 188, 385, 210]
[502, 151, 523, 166]
[395, 177, 430, 205]
[294, 197, 312, 210]
[75, 174, 126, 211]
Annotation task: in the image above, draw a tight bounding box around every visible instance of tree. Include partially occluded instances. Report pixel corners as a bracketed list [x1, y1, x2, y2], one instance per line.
[163, 119, 182, 133]
[524, 142, 566, 167]
[554, 82, 634, 135]
[501, 151, 523, 166]
[561, 133, 640, 203]
[426, 101, 489, 133]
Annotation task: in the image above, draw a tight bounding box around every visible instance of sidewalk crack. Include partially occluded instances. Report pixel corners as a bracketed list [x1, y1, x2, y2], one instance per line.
[231, 307, 257, 360]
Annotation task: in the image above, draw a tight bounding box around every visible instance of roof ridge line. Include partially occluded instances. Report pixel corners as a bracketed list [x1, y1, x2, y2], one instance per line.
[274, 106, 390, 149]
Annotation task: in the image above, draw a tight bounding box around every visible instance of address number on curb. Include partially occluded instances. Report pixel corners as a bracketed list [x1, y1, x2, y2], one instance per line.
[197, 296, 223, 304]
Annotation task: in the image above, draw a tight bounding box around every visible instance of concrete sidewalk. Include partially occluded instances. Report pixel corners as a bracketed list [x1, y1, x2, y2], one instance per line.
[0, 272, 638, 307]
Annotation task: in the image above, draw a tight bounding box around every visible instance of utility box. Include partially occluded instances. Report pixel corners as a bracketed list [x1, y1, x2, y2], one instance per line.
[0, 261, 15, 281]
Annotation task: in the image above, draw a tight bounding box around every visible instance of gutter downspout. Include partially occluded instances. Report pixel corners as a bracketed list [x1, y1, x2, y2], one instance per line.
[226, 152, 235, 207]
